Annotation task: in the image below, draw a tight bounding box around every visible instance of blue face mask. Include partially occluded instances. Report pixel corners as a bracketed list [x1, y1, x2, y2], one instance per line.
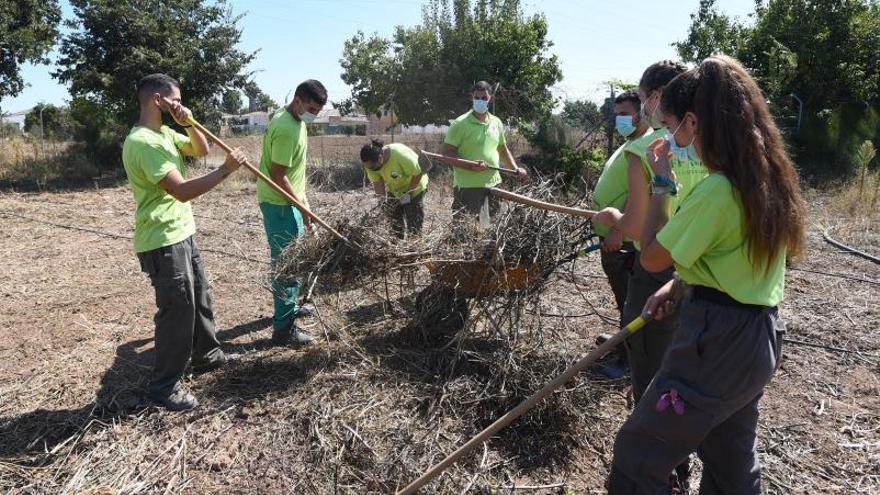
[666, 119, 697, 161]
[299, 111, 317, 124]
[615, 115, 636, 138]
[472, 99, 490, 114]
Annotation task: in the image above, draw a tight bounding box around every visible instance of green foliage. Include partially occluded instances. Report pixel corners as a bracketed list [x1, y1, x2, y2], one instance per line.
[673, 0, 747, 63]
[676, 0, 880, 179]
[0, 0, 61, 101]
[340, 0, 562, 126]
[221, 90, 243, 114]
[24, 103, 73, 140]
[54, 0, 256, 169]
[856, 139, 876, 200]
[243, 81, 277, 111]
[0, 120, 23, 137]
[519, 114, 604, 187]
[560, 100, 603, 131]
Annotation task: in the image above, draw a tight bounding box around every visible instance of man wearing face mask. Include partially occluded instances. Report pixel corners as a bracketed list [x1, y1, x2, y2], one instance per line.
[123, 73, 248, 411]
[257, 79, 327, 346]
[441, 81, 528, 218]
[592, 90, 651, 324]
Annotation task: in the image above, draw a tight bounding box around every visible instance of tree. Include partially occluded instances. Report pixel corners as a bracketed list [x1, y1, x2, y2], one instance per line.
[0, 0, 61, 102]
[561, 100, 603, 131]
[24, 103, 72, 139]
[54, 0, 256, 166]
[242, 81, 277, 112]
[675, 0, 880, 178]
[340, 0, 562, 126]
[673, 0, 747, 65]
[221, 89, 243, 114]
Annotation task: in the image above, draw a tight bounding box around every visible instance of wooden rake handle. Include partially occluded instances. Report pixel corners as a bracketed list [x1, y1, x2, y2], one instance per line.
[489, 187, 597, 218]
[396, 316, 648, 495]
[160, 97, 349, 244]
[420, 150, 520, 176]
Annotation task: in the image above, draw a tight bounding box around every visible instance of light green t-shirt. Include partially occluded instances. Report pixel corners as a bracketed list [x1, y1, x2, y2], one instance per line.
[257, 107, 308, 206]
[656, 173, 786, 306]
[624, 128, 709, 249]
[365, 143, 429, 198]
[591, 128, 653, 237]
[443, 111, 507, 188]
[122, 125, 196, 253]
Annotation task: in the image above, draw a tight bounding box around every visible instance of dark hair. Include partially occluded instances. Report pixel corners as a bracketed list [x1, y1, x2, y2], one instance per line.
[639, 60, 688, 94]
[614, 90, 641, 110]
[661, 55, 806, 269]
[472, 81, 493, 94]
[360, 139, 384, 163]
[136, 73, 179, 101]
[294, 79, 328, 106]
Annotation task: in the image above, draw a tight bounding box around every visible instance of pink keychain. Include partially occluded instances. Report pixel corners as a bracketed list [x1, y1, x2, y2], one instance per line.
[656, 389, 685, 416]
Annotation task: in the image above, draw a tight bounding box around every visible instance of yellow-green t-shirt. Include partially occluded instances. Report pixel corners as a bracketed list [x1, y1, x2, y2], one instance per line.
[122, 125, 196, 253]
[656, 173, 786, 306]
[365, 143, 429, 198]
[443, 111, 507, 188]
[591, 128, 653, 237]
[257, 108, 308, 206]
[625, 128, 709, 248]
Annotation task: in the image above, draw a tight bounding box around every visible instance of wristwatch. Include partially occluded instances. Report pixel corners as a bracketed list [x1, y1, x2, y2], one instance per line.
[652, 175, 678, 196]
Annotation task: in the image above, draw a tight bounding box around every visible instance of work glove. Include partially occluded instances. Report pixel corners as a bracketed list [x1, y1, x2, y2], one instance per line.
[399, 192, 412, 206]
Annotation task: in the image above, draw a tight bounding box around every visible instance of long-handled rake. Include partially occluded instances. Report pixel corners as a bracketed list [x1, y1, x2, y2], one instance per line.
[161, 97, 351, 245]
[396, 315, 648, 495]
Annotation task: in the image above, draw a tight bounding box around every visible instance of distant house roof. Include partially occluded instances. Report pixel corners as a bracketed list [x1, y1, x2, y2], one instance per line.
[314, 108, 368, 125]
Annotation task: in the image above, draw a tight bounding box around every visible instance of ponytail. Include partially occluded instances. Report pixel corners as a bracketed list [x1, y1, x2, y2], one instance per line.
[360, 139, 384, 163]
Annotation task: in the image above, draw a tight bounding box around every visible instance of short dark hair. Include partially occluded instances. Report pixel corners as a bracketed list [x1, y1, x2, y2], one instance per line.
[614, 90, 641, 110]
[137, 73, 179, 101]
[360, 139, 384, 163]
[295, 79, 328, 106]
[639, 60, 688, 94]
[472, 81, 493, 94]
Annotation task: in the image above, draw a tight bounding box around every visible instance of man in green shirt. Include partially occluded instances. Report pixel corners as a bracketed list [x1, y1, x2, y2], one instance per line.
[360, 139, 429, 237]
[441, 81, 527, 218]
[592, 90, 651, 323]
[122, 73, 247, 411]
[257, 79, 327, 346]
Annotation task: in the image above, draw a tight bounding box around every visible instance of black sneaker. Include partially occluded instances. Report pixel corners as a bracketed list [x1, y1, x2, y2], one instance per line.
[149, 389, 199, 411]
[191, 352, 241, 374]
[271, 326, 316, 347]
[295, 302, 318, 319]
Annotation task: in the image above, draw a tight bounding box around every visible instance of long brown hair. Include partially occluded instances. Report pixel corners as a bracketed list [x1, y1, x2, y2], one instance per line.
[661, 55, 807, 268]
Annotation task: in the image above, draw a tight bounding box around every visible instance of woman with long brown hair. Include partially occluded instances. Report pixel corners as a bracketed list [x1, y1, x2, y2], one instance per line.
[607, 55, 806, 494]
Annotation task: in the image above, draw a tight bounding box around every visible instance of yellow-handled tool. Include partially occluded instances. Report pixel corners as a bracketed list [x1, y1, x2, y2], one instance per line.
[396, 316, 648, 495]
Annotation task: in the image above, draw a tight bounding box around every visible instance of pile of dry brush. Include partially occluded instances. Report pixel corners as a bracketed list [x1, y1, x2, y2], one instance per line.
[274, 181, 595, 340]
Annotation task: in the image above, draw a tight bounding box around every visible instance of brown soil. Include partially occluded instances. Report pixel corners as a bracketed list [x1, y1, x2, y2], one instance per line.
[0, 180, 877, 494]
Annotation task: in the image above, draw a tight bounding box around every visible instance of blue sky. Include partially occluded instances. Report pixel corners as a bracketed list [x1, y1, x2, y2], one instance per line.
[1, 0, 756, 115]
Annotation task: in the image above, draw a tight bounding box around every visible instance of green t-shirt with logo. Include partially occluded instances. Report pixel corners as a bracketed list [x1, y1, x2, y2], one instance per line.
[443, 111, 507, 188]
[624, 128, 709, 249]
[257, 107, 308, 206]
[365, 143, 429, 198]
[122, 125, 196, 253]
[656, 173, 786, 306]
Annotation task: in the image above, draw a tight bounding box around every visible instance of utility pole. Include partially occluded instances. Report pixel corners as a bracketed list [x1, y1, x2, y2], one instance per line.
[492, 82, 501, 114]
[605, 83, 616, 157]
[39, 105, 46, 157]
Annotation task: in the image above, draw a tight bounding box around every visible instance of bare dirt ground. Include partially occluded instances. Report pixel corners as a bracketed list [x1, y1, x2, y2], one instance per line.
[0, 172, 877, 494]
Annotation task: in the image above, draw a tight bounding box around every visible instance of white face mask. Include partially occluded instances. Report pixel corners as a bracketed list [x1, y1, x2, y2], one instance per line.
[641, 92, 663, 129]
[665, 118, 698, 161]
[299, 111, 317, 123]
[472, 99, 490, 114]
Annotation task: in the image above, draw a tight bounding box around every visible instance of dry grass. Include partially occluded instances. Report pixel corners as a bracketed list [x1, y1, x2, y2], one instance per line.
[0, 176, 877, 494]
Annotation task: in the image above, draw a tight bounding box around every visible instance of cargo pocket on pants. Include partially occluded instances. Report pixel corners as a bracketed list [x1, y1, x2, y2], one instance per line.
[153, 275, 190, 309]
